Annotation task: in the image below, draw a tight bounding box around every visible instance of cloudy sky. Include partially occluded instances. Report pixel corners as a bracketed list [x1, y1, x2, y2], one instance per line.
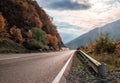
[36, 0, 120, 43]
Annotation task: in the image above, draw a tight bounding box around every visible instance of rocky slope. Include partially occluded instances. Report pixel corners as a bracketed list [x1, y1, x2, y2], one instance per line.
[0, 0, 63, 52]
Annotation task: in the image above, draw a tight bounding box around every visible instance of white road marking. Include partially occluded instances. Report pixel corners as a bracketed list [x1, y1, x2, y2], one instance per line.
[52, 51, 75, 83]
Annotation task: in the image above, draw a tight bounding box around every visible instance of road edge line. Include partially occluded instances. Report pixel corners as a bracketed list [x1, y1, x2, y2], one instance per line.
[52, 51, 74, 83]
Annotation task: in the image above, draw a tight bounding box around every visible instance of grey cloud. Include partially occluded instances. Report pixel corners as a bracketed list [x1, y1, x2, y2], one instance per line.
[47, 0, 91, 10]
[37, 0, 91, 10]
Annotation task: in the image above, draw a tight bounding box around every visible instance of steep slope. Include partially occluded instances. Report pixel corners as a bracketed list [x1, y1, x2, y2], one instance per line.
[0, 0, 63, 52]
[66, 19, 120, 49]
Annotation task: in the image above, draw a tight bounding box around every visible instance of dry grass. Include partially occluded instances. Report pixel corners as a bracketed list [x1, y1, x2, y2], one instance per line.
[80, 39, 120, 71]
[87, 52, 120, 70]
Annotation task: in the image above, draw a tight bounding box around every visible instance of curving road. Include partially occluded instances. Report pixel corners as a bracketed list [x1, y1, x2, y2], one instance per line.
[0, 50, 75, 83]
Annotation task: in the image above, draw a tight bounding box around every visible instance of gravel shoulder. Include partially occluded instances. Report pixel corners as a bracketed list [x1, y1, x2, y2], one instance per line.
[66, 52, 96, 83]
[66, 52, 120, 83]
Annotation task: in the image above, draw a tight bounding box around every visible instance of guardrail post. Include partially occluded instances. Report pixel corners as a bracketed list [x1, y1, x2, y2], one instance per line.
[78, 51, 108, 83]
[98, 63, 107, 83]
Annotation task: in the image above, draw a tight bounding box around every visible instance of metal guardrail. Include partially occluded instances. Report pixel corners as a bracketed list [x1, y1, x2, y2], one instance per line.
[77, 50, 107, 83]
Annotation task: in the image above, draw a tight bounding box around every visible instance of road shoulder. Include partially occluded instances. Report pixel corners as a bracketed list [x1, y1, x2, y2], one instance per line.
[66, 52, 96, 83]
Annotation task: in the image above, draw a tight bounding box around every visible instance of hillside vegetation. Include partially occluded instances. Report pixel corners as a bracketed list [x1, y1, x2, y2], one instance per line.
[0, 0, 63, 53]
[78, 34, 120, 70]
[0, 38, 27, 53]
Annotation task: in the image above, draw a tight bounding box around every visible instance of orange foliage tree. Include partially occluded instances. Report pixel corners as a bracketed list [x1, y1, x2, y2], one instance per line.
[0, 13, 6, 31]
[10, 26, 23, 43]
[47, 34, 59, 50]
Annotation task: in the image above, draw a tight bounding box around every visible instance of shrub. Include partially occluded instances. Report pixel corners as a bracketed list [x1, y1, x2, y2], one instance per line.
[23, 27, 48, 50]
[95, 34, 116, 54]
[0, 38, 26, 53]
[32, 27, 48, 46]
[23, 39, 41, 50]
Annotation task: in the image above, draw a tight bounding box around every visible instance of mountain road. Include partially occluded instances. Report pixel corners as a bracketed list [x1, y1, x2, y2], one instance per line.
[0, 50, 75, 83]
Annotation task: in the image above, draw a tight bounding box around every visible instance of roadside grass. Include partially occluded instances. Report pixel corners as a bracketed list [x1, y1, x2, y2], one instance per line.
[77, 34, 120, 81]
[85, 51, 120, 71]
[77, 50, 120, 82]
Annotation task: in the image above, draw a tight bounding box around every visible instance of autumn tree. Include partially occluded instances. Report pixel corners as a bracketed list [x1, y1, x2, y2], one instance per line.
[47, 34, 59, 50]
[95, 34, 116, 54]
[10, 26, 23, 43]
[0, 13, 6, 31]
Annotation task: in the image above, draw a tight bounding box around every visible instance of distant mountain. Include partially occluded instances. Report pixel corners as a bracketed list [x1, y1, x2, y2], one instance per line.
[66, 19, 120, 49]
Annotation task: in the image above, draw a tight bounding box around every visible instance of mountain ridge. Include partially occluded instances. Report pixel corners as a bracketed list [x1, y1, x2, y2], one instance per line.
[66, 19, 120, 49]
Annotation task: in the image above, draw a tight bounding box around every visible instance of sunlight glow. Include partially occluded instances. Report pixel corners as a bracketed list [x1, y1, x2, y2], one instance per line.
[90, 0, 111, 13]
[38, 0, 120, 42]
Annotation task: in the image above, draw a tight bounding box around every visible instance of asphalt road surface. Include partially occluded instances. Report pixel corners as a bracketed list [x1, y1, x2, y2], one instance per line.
[0, 50, 75, 83]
